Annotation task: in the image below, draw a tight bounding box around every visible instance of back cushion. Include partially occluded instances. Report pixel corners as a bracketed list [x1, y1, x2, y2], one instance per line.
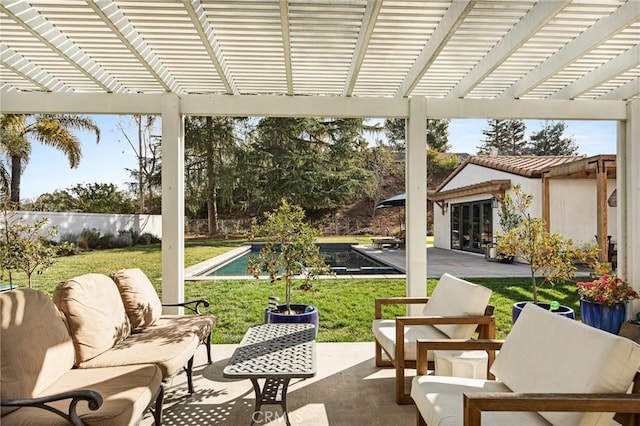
[53, 273, 131, 364]
[111, 268, 163, 331]
[0, 289, 75, 413]
[422, 273, 492, 338]
[491, 303, 640, 426]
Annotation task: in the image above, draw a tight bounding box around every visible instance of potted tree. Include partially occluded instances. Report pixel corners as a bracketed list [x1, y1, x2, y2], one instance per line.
[247, 199, 330, 333]
[496, 184, 598, 323]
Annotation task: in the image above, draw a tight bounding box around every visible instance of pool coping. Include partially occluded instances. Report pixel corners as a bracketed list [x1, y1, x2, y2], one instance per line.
[184, 243, 406, 280]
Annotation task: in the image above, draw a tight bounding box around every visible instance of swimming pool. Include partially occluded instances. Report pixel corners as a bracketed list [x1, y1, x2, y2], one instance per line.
[191, 243, 402, 278]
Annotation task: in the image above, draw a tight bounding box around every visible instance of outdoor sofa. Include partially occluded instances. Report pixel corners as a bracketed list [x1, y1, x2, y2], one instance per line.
[52, 268, 216, 395]
[411, 303, 640, 426]
[372, 273, 495, 404]
[1, 287, 164, 425]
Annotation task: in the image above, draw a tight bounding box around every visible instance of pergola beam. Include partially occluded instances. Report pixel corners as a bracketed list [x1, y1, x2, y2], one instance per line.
[599, 77, 640, 101]
[279, 0, 293, 95]
[1, 92, 628, 120]
[89, 0, 181, 93]
[1, 1, 125, 93]
[500, 0, 640, 99]
[447, 0, 569, 99]
[550, 45, 640, 100]
[395, 0, 476, 98]
[342, 0, 382, 96]
[182, 0, 238, 95]
[0, 43, 69, 92]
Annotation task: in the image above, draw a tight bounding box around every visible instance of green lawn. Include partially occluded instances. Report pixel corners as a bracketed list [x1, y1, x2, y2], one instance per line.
[8, 237, 581, 343]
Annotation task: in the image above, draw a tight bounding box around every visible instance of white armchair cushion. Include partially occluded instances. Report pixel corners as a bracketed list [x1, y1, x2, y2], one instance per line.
[410, 375, 550, 426]
[490, 303, 640, 426]
[422, 273, 492, 339]
[372, 319, 447, 361]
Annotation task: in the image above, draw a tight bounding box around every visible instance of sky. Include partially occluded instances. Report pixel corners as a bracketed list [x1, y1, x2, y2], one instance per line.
[18, 116, 617, 201]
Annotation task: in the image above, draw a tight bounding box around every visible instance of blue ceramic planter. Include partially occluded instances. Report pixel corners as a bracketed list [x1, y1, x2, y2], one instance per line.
[580, 299, 626, 334]
[264, 304, 319, 336]
[512, 301, 575, 324]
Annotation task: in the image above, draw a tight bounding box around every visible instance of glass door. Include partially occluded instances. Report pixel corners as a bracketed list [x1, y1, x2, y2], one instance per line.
[450, 199, 493, 254]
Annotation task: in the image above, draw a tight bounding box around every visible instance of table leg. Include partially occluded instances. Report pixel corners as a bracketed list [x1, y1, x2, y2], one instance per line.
[248, 378, 293, 426]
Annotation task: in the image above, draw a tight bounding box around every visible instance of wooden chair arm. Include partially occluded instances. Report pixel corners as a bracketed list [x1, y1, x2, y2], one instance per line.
[1, 390, 103, 426]
[163, 298, 210, 314]
[463, 393, 640, 426]
[374, 297, 430, 318]
[415, 338, 504, 375]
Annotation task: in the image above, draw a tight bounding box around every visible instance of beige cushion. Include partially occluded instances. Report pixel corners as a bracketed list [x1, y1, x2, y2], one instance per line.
[372, 319, 447, 361]
[77, 326, 199, 379]
[410, 375, 550, 426]
[491, 303, 640, 426]
[1, 364, 162, 426]
[53, 273, 131, 364]
[111, 268, 162, 331]
[422, 273, 492, 339]
[154, 314, 216, 342]
[0, 289, 75, 415]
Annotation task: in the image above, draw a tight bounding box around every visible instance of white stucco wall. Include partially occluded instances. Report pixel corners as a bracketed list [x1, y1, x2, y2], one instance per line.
[549, 179, 617, 245]
[434, 163, 617, 251]
[5, 211, 163, 241]
[434, 164, 542, 249]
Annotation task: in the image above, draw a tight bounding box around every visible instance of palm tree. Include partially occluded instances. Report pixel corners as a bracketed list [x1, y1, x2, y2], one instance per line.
[0, 114, 100, 205]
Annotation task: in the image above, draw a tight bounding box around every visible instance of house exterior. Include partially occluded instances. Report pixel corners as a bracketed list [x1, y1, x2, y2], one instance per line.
[430, 155, 617, 262]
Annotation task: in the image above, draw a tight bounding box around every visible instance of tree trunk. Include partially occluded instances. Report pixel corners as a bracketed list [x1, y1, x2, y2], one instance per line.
[10, 155, 21, 206]
[206, 117, 218, 235]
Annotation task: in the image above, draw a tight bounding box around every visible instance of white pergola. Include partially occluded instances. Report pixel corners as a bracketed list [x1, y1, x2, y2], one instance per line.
[1, 0, 639, 314]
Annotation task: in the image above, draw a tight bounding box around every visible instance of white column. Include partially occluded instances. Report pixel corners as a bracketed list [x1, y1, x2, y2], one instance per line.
[161, 93, 185, 314]
[621, 100, 640, 315]
[406, 97, 428, 315]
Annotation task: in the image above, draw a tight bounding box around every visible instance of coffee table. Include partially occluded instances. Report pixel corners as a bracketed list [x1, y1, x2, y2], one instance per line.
[223, 323, 316, 426]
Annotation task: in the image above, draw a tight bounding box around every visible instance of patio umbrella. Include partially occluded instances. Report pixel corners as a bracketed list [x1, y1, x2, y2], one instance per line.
[376, 193, 406, 208]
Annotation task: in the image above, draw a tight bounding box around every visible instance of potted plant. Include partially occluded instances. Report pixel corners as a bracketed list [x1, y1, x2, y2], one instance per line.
[247, 199, 330, 333]
[496, 184, 598, 323]
[577, 273, 638, 334]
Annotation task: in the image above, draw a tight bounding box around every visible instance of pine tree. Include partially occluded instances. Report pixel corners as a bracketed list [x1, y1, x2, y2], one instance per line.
[526, 121, 578, 156]
[477, 119, 526, 155]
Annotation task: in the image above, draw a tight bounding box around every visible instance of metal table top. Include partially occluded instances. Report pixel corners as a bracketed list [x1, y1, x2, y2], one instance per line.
[223, 323, 316, 379]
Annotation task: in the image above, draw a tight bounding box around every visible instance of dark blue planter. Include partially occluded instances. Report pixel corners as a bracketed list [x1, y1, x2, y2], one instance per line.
[580, 299, 626, 334]
[512, 301, 575, 324]
[264, 304, 319, 336]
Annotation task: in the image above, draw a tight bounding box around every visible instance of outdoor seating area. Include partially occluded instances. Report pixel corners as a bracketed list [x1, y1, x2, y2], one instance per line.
[3, 269, 640, 425]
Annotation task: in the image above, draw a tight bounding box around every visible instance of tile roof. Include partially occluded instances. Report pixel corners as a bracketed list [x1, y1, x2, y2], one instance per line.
[467, 156, 584, 177]
[435, 155, 584, 192]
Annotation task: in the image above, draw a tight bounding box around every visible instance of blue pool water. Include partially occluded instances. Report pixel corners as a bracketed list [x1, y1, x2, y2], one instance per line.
[203, 243, 401, 277]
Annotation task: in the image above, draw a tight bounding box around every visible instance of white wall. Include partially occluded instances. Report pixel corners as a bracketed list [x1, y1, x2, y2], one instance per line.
[7, 211, 162, 241]
[549, 179, 617, 245]
[434, 164, 541, 248]
[434, 162, 617, 251]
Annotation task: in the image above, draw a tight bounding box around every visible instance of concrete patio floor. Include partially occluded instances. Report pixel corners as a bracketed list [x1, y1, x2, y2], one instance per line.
[141, 343, 415, 426]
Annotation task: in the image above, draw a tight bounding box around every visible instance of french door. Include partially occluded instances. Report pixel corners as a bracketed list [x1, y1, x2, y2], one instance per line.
[450, 200, 493, 254]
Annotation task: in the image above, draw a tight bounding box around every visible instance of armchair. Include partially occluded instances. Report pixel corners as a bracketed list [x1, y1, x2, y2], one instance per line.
[411, 303, 640, 425]
[372, 273, 494, 404]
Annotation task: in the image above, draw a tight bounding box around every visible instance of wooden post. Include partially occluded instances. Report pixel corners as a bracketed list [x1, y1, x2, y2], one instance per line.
[596, 159, 609, 263]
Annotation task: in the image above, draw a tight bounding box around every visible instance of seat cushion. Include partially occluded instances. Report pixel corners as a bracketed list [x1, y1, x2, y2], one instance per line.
[1, 364, 162, 426]
[0, 289, 75, 415]
[491, 303, 640, 426]
[111, 268, 163, 331]
[53, 273, 131, 364]
[77, 326, 199, 379]
[372, 319, 447, 361]
[410, 375, 550, 426]
[422, 273, 492, 339]
[154, 314, 216, 342]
